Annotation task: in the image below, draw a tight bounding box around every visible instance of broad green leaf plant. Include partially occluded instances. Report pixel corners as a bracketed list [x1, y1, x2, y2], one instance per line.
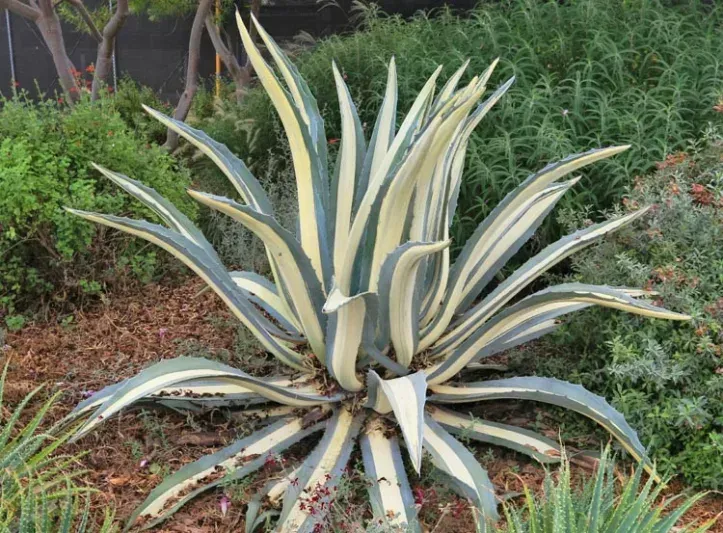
[65, 14, 690, 532]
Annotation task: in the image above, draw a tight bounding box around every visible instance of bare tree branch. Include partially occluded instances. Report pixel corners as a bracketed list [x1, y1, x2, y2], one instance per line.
[164, 0, 213, 150]
[67, 0, 103, 42]
[205, 0, 260, 104]
[205, 14, 241, 78]
[91, 0, 128, 100]
[0, 0, 41, 21]
[245, 0, 261, 67]
[24, 0, 81, 99]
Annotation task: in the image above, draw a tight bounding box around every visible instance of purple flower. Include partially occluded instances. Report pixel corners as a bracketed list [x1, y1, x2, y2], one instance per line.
[81, 390, 95, 398]
[139, 459, 149, 468]
[158, 327, 169, 340]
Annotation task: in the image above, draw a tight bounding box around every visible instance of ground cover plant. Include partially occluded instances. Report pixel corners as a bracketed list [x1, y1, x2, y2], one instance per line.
[0, 91, 196, 318]
[196, 0, 723, 256]
[56, 12, 697, 532]
[515, 129, 723, 489]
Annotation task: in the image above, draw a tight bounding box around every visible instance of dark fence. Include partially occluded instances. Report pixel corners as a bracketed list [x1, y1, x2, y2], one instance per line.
[0, 0, 475, 100]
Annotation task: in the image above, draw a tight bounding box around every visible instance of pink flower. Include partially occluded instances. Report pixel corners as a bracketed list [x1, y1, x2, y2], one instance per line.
[219, 495, 231, 516]
[158, 327, 168, 340]
[139, 459, 149, 468]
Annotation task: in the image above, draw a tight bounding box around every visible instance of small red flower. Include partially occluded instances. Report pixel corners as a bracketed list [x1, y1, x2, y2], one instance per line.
[328, 138, 340, 145]
[85, 64, 95, 73]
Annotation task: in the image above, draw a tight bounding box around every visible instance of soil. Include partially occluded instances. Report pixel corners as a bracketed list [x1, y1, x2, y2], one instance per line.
[2, 278, 722, 532]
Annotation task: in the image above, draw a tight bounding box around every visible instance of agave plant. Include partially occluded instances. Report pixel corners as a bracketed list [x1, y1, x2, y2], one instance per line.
[65, 13, 690, 533]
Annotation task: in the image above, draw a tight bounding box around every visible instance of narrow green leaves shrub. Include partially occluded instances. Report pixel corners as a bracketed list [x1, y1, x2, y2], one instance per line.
[196, 0, 723, 255]
[500, 447, 714, 533]
[0, 93, 196, 315]
[0, 365, 116, 532]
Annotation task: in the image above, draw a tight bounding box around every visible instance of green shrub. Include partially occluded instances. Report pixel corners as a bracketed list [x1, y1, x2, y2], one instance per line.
[0, 93, 196, 315]
[518, 127, 723, 488]
[112, 77, 174, 144]
[195, 0, 722, 254]
[500, 446, 714, 532]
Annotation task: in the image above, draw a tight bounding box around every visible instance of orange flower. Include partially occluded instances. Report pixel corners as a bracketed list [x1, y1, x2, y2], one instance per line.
[85, 64, 95, 74]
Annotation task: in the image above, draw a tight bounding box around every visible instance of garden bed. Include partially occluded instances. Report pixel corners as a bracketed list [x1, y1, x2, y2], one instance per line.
[3, 278, 721, 532]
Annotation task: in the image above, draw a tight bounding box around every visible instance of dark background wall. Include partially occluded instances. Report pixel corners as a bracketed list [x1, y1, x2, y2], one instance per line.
[0, 0, 475, 100]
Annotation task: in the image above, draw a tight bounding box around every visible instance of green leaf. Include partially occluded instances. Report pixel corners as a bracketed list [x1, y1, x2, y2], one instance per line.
[428, 405, 561, 464]
[429, 377, 654, 477]
[126, 416, 324, 530]
[366, 371, 427, 473]
[276, 408, 364, 532]
[65, 209, 305, 369]
[360, 421, 420, 532]
[73, 357, 343, 439]
[423, 415, 499, 529]
[187, 191, 327, 361]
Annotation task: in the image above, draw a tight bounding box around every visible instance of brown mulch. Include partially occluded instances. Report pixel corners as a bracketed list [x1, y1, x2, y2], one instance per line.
[2, 278, 722, 532]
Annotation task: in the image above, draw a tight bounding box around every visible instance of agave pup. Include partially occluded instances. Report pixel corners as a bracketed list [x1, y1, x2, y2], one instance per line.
[66, 13, 689, 532]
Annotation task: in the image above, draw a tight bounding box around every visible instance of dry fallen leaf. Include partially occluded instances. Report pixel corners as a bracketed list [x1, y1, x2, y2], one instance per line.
[108, 475, 131, 486]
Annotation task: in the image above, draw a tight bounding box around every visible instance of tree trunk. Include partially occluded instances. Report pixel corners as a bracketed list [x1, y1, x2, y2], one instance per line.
[91, 0, 129, 100]
[240, 0, 261, 100]
[0, 0, 80, 99]
[205, 0, 260, 104]
[164, 0, 213, 151]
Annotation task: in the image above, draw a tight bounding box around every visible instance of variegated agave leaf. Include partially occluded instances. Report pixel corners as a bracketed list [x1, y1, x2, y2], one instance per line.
[62, 13, 690, 532]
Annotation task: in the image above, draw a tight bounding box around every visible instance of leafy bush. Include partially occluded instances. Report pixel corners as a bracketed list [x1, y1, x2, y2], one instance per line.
[65, 18, 689, 531]
[0, 93, 196, 315]
[519, 128, 723, 488]
[0, 365, 116, 531]
[112, 77, 174, 144]
[500, 447, 714, 532]
[196, 0, 722, 254]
